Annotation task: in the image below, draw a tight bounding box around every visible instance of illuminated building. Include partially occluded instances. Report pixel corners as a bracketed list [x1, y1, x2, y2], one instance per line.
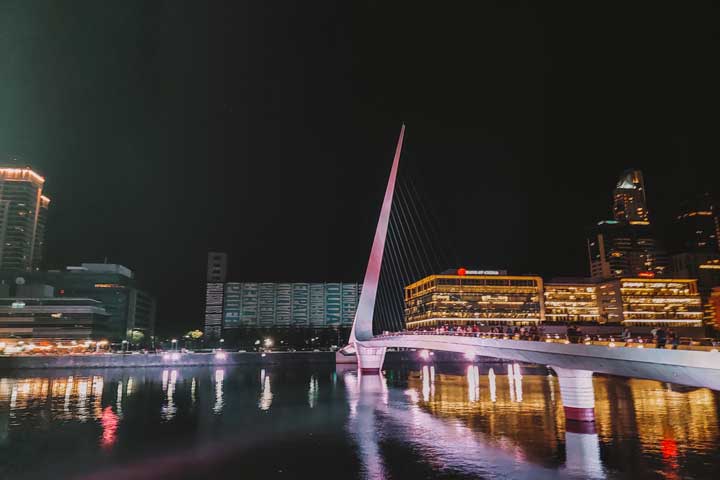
[0, 297, 110, 340]
[710, 287, 720, 330]
[544, 279, 599, 323]
[404, 269, 544, 329]
[204, 252, 227, 338]
[674, 193, 719, 252]
[588, 169, 668, 280]
[221, 282, 361, 329]
[0, 166, 51, 271]
[598, 277, 703, 327]
[670, 252, 720, 324]
[0, 263, 156, 342]
[587, 221, 667, 279]
[613, 169, 649, 224]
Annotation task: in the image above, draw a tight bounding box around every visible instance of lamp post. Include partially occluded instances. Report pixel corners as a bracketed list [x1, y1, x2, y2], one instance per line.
[171, 339, 178, 351]
[121, 340, 128, 353]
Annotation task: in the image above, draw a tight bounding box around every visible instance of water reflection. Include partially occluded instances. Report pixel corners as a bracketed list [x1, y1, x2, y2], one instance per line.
[0, 366, 718, 479]
[214, 369, 225, 414]
[259, 368, 272, 411]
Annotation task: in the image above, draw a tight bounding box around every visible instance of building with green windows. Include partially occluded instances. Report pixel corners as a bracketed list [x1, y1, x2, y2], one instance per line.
[221, 282, 362, 330]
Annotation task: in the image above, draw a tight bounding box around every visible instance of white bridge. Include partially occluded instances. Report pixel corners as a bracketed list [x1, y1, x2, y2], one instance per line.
[344, 125, 720, 424]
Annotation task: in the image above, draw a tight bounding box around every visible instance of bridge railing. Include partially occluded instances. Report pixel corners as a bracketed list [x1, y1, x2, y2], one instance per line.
[374, 330, 720, 353]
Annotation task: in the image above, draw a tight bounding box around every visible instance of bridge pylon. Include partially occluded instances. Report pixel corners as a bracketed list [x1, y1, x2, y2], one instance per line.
[552, 367, 596, 423]
[339, 125, 405, 373]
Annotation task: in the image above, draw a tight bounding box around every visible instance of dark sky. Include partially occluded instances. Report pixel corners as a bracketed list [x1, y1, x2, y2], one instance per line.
[1, 1, 719, 335]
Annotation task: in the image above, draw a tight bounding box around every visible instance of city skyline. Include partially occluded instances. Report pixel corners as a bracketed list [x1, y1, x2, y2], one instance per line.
[1, 2, 718, 336]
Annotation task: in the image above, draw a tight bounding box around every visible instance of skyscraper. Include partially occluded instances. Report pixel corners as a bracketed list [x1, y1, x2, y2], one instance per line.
[204, 252, 227, 338]
[0, 166, 51, 271]
[674, 193, 719, 252]
[613, 169, 649, 224]
[588, 169, 667, 279]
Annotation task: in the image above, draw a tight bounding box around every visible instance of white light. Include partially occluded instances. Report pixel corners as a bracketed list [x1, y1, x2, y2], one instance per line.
[464, 351, 475, 361]
[215, 351, 227, 360]
[171, 353, 180, 360]
[261, 353, 267, 357]
[419, 350, 430, 360]
[608, 342, 616, 348]
[711, 349, 718, 353]
[163, 353, 170, 360]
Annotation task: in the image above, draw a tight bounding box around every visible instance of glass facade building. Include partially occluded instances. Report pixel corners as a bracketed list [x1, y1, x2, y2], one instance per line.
[598, 278, 703, 327]
[404, 272, 544, 329]
[544, 282, 600, 323]
[0, 264, 156, 341]
[0, 297, 110, 340]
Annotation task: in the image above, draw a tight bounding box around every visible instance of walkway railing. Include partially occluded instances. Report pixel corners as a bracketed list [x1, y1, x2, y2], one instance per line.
[374, 330, 720, 353]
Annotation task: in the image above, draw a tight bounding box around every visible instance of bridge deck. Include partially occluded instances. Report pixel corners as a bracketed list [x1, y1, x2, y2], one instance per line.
[364, 332, 720, 391]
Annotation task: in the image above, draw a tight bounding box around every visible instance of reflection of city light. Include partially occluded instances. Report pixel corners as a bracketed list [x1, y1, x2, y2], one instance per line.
[214, 369, 225, 414]
[308, 375, 319, 408]
[100, 406, 119, 449]
[259, 369, 272, 411]
[489, 368, 497, 402]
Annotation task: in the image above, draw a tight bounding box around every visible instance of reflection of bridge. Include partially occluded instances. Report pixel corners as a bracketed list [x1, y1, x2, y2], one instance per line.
[344, 125, 720, 424]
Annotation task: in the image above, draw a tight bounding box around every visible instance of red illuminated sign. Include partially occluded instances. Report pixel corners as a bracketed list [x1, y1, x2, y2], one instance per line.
[456, 268, 467, 276]
[638, 271, 655, 278]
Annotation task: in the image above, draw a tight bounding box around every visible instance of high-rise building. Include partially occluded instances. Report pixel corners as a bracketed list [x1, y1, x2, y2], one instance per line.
[588, 169, 667, 279]
[587, 221, 667, 279]
[0, 166, 51, 271]
[613, 169, 649, 224]
[671, 253, 720, 324]
[674, 193, 719, 252]
[710, 287, 720, 330]
[204, 252, 227, 338]
[207, 252, 227, 282]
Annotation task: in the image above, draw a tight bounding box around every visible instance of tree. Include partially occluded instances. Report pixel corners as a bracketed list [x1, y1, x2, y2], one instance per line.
[186, 330, 203, 340]
[129, 330, 145, 345]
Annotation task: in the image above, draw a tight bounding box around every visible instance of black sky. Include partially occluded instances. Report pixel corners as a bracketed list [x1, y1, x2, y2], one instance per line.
[1, 1, 719, 335]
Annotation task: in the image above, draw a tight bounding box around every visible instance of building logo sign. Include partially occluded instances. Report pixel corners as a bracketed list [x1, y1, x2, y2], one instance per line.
[456, 268, 501, 276]
[637, 271, 656, 278]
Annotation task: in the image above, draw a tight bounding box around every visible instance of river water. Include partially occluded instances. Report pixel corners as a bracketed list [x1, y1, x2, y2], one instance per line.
[0, 363, 718, 479]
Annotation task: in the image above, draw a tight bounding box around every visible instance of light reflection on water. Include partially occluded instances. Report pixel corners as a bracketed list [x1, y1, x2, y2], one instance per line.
[0, 365, 718, 479]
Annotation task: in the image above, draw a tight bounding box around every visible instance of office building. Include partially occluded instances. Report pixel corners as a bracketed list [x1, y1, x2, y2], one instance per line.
[613, 169, 649, 224]
[0, 297, 110, 341]
[544, 279, 600, 323]
[404, 269, 544, 329]
[0, 166, 51, 271]
[597, 277, 703, 327]
[587, 221, 667, 279]
[674, 193, 719, 252]
[588, 169, 667, 279]
[671, 253, 720, 324]
[221, 282, 362, 329]
[0, 263, 156, 341]
[710, 287, 720, 330]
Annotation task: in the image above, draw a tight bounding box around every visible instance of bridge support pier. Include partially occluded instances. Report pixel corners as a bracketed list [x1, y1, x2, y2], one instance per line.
[356, 344, 386, 375]
[552, 367, 596, 422]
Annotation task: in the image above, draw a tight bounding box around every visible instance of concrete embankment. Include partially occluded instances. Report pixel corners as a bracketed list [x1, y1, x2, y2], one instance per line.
[0, 350, 484, 370]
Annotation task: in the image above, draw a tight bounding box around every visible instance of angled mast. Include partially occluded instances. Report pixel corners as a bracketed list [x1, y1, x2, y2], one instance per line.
[350, 124, 405, 343]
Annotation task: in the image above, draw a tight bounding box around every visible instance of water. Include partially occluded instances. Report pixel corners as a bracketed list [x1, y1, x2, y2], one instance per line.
[0, 363, 718, 479]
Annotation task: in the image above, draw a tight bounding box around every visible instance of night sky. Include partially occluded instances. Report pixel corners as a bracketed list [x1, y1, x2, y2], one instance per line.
[1, 1, 719, 336]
